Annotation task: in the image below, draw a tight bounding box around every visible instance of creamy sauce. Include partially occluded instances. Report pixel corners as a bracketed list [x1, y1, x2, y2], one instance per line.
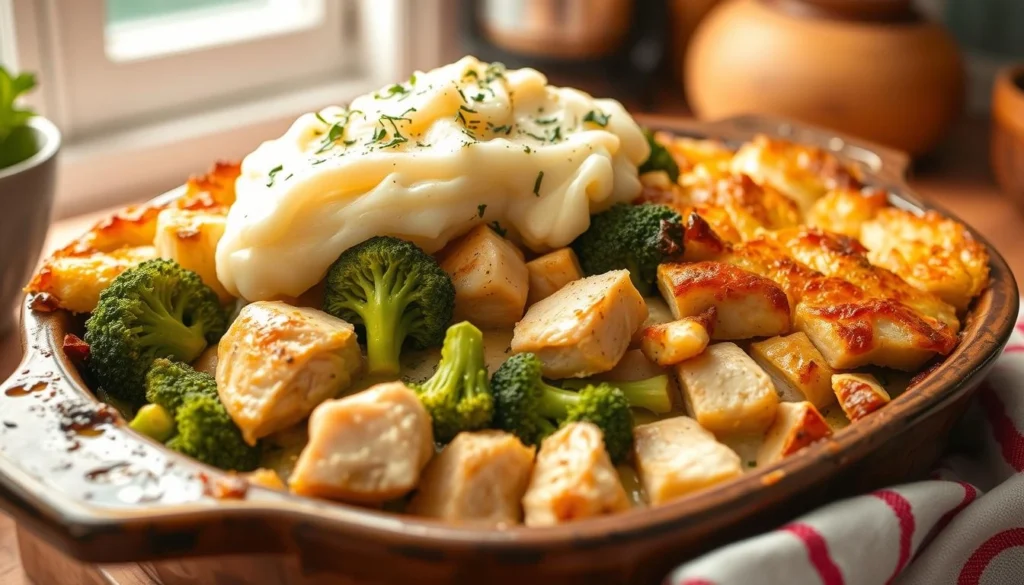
[217, 56, 649, 300]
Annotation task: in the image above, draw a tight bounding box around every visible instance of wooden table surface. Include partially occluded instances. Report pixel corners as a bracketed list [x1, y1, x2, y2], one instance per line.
[0, 117, 1020, 584]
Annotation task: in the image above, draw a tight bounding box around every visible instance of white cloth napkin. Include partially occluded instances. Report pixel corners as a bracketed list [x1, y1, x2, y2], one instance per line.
[667, 308, 1024, 585]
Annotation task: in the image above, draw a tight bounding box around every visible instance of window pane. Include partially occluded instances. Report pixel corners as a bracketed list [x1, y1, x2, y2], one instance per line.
[104, 0, 324, 62]
[106, 0, 267, 25]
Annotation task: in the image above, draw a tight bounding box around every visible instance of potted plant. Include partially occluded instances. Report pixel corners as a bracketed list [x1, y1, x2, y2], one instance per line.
[0, 66, 61, 333]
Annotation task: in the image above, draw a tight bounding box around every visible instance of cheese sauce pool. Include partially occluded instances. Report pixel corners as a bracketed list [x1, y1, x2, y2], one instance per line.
[216, 56, 649, 301]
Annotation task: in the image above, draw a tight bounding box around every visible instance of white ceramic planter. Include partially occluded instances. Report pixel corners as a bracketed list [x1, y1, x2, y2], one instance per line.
[0, 116, 61, 334]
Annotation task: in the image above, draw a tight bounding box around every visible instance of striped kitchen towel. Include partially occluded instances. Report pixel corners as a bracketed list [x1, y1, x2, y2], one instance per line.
[667, 310, 1024, 585]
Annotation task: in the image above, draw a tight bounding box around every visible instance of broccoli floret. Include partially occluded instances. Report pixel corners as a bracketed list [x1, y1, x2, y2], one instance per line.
[85, 259, 227, 405]
[638, 128, 679, 182]
[129, 404, 175, 442]
[168, 394, 260, 472]
[130, 358, 259, 471]
[562, 375, 674, 414]
[323, 236, 455, 376]
[410, 321, 493, 443]
[491, 353, 635, 463]
[571, 203, 684, 295]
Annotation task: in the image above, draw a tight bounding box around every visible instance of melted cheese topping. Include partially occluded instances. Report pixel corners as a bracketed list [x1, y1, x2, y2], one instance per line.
[216, 56, 649, 300]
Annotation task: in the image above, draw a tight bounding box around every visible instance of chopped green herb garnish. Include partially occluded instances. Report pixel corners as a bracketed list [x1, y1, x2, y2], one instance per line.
[488, 221, 507, 237]
[583, 110, 611, 127]
[409, 73, 417, 85]
[459, 104, 477, 114]
[533, 171, 544, 197]
[415, 141, 431, 147]
[490, 124, 512, 135]
[375, 83, 409, 100]
[456, 86, 468, 103]
[550, 126, 562, 142]
[370, 127, 387, 143]
[524, 130, 547, 141]
[484, 62, 506, 83]
[473, 93, 486, 102]
[311, 158, 327, 166]
[477, 204, 487, 218]
[266, 165, 283, 187]
[535, 116, 558, 125]
[315, 112, 330, 126]
[523, 145, 532, 154]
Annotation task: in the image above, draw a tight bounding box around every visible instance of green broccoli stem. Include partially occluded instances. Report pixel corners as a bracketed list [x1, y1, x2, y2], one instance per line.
[562, 375, 673, 414]
[129, 404, 176, 442]
[362, 264, 420, 375]
[537, 384, 581, 420]
[421, 322, 486, 398]
[363, 302, 406, 375]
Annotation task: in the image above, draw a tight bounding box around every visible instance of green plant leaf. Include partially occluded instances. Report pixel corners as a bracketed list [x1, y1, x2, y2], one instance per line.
[0, 67, 38, 146]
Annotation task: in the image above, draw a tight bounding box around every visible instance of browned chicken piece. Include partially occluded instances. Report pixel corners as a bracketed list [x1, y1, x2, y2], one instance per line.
[408, 431, 535, 526]
[641, 160, 800, 242]
[832, 373, 891, 422]
[154, 207, 231, 301]
[511, 270, 647, 378]
[657, 261, 791, 340]
[763, 227, 959, 330]
[756, 401, 833, 466]
[806, 188, 888, 238]
[525, 247, 584, 305]
[730, 135, 861, 212]
[25, 245, 158, 314]
[682, 165, 802, 235]
[860, 208, 990, 312]
[655, 132, 735, 174]
[633, 416, 742, 505]
[718, 237, 957, 371]
[675, 342, 779, 435]
[289, 382, 434, 503]
[522, 422, 630, 526]
[639, 310, 713, 367]
[439, 224, 529, 328]
[177, 160, 241, 210]
[749, 332, 836, 409]
[217, 301, 363, 445]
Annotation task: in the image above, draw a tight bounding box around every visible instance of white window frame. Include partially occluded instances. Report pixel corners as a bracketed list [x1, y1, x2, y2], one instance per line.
[5, 0, 452, 218]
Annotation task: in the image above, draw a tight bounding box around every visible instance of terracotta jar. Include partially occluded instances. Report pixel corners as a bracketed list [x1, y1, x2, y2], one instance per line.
[685, 0, 964, 155]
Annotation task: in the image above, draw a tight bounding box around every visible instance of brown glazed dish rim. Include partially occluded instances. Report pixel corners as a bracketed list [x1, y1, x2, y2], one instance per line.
[0, 113, 1017, 565]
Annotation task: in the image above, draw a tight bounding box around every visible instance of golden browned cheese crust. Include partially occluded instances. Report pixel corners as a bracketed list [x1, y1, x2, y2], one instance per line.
[25, 162, 240, 313]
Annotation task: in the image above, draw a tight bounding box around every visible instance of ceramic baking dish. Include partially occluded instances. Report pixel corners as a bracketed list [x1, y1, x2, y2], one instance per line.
[0, 115, 1016, 585]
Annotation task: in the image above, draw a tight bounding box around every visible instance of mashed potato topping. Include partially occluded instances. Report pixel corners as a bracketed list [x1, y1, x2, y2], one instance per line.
[216, 56, 649, 300]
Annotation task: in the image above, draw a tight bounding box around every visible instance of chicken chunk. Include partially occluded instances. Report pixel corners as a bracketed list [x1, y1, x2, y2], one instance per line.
[525, 248, 584, 305]
[639, 309, 714, 367]
[832, 373, 891, 422]
[719, 238, 957, 371]
[675, 342, 779, 435]
[749, 332, 836, 409]
[439, 224, 529, 328]
[756, 401, 832, 466]
[154, 207, 231, 301]
[806, 188, 888, 238]
[633, 416, 742, 505]
[25, 246, 158, 313]
[860, 208, 989, 311]
[730, 135, 860, 212]
[408, 431, 535, 525]
[511, 270, 647, 378]
[217, 301, 363, 445]
[657, 261, 790, 340]
[289, 382, 433, 502]
[522, 422, 630, 526]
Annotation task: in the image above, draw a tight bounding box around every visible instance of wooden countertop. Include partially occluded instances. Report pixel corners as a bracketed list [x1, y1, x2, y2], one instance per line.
[0, 116, 1020, 584]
